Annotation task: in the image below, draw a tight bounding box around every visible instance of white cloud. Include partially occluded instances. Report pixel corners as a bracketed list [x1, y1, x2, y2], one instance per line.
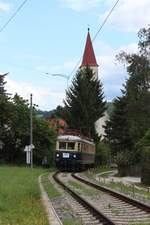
[35, 60, 76, 75]
[4, 42, 138, 109]
[59, 0, 102, 11]
[0, 1, 10, 12]
[119, 43, 138, 54]
[95, 41, 138, 100]
[6, 78, 65, 110]
[101, 0, 150, 32]
[96, 41, 138, 78]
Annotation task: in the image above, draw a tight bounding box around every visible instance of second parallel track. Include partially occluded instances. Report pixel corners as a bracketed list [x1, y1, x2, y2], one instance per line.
[72, 173, 150, 225]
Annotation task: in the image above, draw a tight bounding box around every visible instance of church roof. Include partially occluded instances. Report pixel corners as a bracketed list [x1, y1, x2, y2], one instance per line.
[80, 29, 98, 67]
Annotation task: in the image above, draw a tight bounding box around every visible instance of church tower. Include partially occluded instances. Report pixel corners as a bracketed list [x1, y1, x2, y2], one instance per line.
[80, 28, 99, 79]
[80, 29, 108, 140]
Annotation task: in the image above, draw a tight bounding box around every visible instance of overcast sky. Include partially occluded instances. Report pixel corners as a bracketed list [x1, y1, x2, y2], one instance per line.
[0, 0, 150, 110]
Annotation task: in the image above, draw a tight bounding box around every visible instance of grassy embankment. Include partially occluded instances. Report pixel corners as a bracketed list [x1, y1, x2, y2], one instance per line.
[0, 166, 49, 225]
[84, 166, 115, 179]
[84, 167, 150, 201]
[41, 173, 60, 199]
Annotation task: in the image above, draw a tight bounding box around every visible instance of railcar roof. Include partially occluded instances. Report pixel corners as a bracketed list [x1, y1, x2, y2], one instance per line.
[57, 135, 95, 145]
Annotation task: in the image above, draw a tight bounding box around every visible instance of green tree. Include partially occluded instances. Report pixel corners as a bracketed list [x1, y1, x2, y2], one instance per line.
[138, 26, 150, 57]
[0, 90, 56, 165]
[52, 105, 64, 118]
[123, 54, 150, 143]
[95, 142, 111, 166]
[0, 73, 8, 95]
[64, 67, 106, 140]
[9, 94, 56, 165]
[105, 26, 150, 174]
[0, 73, 14, 163]
[0, 73, 11, 130]
[136, 129, 150, 185]
[116, 26, 150, 145]
[105, 96, 133, 155]
[4, 94, 31, 163]
[33, 117, 56, 166]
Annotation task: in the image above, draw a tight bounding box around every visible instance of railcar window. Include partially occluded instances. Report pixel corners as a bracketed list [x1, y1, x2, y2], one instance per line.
[67, 142, 75, 150]
[78, 143, 81, 151]
[59, 142, 66, 149]
[82, 143, 86, 151]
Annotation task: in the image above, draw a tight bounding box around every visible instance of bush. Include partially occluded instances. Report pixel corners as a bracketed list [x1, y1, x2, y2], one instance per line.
[95, 142, 111, 166]
[116, 151, 134, 176]
[140, 147, 150, 185]
[136, 129, 150, 185]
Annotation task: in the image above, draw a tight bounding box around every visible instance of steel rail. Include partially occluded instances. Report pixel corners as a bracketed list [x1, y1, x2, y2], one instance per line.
[53, 172, 116, 225]
[72, 173, 150, 213]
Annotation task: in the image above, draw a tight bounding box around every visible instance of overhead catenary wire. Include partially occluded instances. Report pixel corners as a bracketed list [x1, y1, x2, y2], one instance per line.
[92, 0, 120, 42]
[0, 59, 70, 83]
[0, 0, 30, 33]
[1, 59, 70, 87]
[1, 0, 120, 82]
[68, 0, 121, 80]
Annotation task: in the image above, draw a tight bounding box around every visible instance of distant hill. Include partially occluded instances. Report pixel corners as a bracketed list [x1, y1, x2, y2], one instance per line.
[36, 102, 114, 120]
[36, 109, 54, 118]
[106, 102, 114, 117]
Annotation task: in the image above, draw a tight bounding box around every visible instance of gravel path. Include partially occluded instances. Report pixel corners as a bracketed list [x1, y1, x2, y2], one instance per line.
[38, 174, 63, 225]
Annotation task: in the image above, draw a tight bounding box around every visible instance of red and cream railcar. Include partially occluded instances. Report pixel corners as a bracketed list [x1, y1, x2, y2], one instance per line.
[55, 133, 95, 170]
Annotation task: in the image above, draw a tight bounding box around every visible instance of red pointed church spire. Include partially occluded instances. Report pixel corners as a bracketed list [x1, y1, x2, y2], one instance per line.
[80, 29, 98, 67]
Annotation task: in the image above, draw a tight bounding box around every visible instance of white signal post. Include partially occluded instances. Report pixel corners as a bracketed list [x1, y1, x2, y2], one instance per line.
[24, 144, 35, 165]
[24, 145, 31, 164]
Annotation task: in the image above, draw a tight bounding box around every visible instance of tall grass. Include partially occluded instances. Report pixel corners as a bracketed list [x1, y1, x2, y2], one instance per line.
[0, 166, 49, 225]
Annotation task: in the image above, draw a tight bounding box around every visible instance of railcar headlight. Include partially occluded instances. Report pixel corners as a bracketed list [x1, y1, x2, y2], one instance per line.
[56, 153, 59, 157]
[73, 154, 76, 158]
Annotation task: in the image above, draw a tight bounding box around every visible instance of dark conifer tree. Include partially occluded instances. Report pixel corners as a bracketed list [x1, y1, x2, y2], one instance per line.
[105, 96, 133, 155]
[116, 26, 150, 144]
[106, 26, 150, 173]
[136, 129, 150, 185]
[0, 73, 11, 130]
[0, 73, 13, 162]
[0, 73, 8, 95]
[64, 67, 106, 140]
[125, 55, 150, 143]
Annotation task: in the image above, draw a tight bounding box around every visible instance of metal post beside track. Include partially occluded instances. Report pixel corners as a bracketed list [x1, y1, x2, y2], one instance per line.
[30, 93, 33, 169]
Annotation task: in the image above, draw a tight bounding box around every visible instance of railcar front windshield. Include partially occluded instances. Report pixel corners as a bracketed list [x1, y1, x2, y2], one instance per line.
[67, 142, 75, 150]
[59, 142, 66, 150]
[58, 141, 75, 150]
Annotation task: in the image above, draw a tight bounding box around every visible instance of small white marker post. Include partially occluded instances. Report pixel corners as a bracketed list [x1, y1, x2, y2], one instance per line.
[24, 145, 35, 165]
[24, 145, 31, 165]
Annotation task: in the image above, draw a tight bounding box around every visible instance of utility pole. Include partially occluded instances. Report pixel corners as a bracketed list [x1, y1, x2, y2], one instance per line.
[30, 93, 33, 169]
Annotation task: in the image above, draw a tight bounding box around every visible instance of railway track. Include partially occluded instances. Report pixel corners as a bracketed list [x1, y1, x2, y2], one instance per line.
[72, 173, 150, 225]
[53, 172, 116, 225]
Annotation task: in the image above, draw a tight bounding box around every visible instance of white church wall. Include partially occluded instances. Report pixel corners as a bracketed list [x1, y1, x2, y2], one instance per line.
[95, 111, 109, 140]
